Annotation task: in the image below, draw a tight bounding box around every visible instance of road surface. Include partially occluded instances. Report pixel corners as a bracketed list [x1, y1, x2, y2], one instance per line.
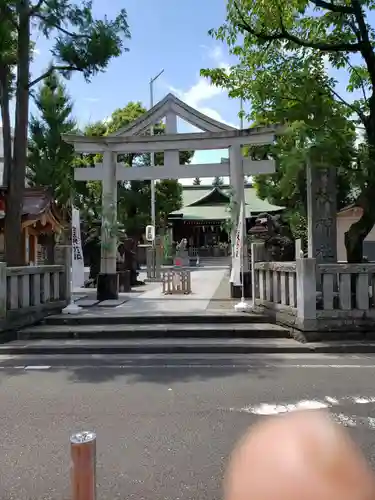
[1, 352, 375, 500]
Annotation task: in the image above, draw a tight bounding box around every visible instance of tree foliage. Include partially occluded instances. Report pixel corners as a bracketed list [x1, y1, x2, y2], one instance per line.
[201, 0, 375, 262]
[27, 71, 79, 212]
[212, 176, 224, 187]
[0, 0, 131, 265]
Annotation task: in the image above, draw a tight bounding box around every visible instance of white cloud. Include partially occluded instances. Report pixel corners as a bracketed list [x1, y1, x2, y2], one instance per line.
[165, 45, 238, 181]
[169, 80, 236, 128]
[167, 45, 236, 129]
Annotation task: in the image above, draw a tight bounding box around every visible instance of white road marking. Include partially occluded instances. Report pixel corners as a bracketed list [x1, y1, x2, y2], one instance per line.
[230, 395, 375, 431]
[352, 396, 375, 404]
[325, 396, 339, 404]
[24, 365, 51, 370]
[333, 413, 357, 427]
[1, 363, 375, 370]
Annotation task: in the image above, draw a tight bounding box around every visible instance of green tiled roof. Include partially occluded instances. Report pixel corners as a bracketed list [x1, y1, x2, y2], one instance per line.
[169, 186, 284, 220]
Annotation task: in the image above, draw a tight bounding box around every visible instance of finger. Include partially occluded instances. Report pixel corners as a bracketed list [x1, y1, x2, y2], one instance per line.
[225, 410, 375, 500]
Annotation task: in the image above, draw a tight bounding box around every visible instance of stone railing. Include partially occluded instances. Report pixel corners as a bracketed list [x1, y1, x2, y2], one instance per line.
[252, 261, 298, 327]
[315, 263, 375, 326]
[0, 260, 69, 331]
[251, 243, 375, 336]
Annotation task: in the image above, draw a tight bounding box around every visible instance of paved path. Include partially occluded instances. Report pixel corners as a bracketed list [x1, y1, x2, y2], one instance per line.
[73, 267, 229, 314]
[2, 352, 375, 499]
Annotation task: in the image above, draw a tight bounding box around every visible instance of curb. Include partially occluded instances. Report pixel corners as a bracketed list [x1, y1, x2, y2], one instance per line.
[2, 342, 375, 355]
[0, 345, 315, 355]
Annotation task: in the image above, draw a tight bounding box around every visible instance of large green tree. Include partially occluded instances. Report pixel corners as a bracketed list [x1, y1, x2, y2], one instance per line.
[0, 0, 130, 265]
[27, 71, 78, 211]
[82, 102, 194, 239]
[241, 53, 357, 241]
[201, 0, 375, 262]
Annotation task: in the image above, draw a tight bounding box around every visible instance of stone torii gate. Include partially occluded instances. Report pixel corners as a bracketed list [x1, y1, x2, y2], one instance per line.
[63, 93, 280, 301]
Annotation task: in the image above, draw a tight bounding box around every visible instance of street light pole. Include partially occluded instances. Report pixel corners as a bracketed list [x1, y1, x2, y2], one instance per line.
[149, 69, 164, 238]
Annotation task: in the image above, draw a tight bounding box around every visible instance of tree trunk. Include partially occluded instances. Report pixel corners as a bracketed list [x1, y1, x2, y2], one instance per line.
[0, 66, 13, 188]
[4, 1, 30, 266]
[344, 204, 375, 263]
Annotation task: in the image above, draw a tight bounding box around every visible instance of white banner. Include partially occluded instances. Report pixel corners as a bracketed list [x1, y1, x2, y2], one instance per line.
[230, 202, 243, 285]
[71, 207, 85, 289]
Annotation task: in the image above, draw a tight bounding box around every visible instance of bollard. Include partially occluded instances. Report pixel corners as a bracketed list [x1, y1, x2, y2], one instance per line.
[70, 431, 97, 500]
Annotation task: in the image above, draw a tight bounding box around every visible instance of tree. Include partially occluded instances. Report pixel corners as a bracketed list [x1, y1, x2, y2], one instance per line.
[80, 102, 194, 239]
[193, 177, 201, 185]
[242, 53, 357, 241]
[0, 0, 131, 265]
[212, 176, 224, 187]
[27, 71, 78, 212]
[201, 0, 375, 262]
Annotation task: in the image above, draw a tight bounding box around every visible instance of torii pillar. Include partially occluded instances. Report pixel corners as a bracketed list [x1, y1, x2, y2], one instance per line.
[97, 151, 119, 301]
[229, 145, 250, 298]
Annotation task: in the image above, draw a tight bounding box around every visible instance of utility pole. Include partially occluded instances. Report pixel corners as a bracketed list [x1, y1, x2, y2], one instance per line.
[149, 69, 164, 241]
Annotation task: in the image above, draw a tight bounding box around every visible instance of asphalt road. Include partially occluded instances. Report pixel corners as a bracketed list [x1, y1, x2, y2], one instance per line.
[2, 353, 375, 500]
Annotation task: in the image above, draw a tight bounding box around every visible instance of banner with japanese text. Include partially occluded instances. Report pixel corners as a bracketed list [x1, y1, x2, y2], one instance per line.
[230, 202, 243, 286]
[71, 207, 85, 289]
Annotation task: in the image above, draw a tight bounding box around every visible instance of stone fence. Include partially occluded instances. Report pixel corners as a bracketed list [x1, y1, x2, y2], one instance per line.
[252, 246, 375, 337]
[0, 257, 70, 332]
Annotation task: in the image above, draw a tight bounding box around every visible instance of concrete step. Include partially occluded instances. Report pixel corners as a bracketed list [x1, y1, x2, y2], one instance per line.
[43, 312, 271, 327]
[0, 338, 312, 355]
[17, 322, 289, 340]
[2, 338, 375, 355]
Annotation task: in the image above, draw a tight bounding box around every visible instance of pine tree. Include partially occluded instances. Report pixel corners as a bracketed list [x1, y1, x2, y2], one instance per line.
[212, 176, 224, 187]
[27, 72, 77, 212]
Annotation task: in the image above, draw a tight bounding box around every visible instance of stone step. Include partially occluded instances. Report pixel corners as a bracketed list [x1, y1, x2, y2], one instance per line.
[2, 338, 375, 355]
[18, 322, 289, 340]
[43, 312, 271, 326]
[0, 338, 313, 355]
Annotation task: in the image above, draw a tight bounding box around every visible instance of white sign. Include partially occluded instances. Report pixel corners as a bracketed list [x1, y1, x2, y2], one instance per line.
[230, 202, 243, 286]
[146, 225, 155, 241]
[71, 207, 85, 288]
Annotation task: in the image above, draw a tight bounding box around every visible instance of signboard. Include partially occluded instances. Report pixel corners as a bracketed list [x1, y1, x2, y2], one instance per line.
[71, 207, 85, 288]
[230, 202, 243, 286]
[146, 225, 155, 242]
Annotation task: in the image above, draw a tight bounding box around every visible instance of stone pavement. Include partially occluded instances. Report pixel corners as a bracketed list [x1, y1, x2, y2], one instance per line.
[73, 267, 231, 315]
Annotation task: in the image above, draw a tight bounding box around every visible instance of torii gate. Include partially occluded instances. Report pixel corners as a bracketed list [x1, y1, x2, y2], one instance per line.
[63, 93, 280, 301]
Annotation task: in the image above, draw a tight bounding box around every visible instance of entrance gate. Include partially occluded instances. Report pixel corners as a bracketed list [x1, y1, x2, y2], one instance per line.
[63, 93, 280, 300]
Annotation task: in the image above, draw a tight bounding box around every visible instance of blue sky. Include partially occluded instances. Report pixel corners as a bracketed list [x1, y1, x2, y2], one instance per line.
[25, 0, 369, 184]
[30, 0, 242, 181]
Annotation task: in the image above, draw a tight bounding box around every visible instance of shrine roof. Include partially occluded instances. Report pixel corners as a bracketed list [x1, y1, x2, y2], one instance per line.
[21, 188, 53, 216]
[0, 187, 63, 224]
[169, 186, 284, 220]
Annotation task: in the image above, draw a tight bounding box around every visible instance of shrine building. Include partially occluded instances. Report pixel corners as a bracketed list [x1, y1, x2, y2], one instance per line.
[168, 184, 284, 257]
[0, 188, 64, 264]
